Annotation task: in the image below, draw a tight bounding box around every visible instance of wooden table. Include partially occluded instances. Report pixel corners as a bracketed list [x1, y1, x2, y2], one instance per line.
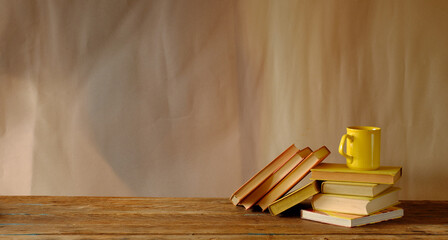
[0, 196, 447, 239]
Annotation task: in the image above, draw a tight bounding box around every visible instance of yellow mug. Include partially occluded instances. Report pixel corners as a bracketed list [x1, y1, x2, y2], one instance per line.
[338, 126, 381, 170]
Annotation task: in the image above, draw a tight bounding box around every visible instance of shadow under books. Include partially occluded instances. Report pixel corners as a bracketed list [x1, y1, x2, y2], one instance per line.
[248, 203, 312, 218]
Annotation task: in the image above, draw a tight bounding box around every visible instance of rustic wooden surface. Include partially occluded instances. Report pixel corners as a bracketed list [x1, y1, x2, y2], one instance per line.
[0, 196, 447, 239]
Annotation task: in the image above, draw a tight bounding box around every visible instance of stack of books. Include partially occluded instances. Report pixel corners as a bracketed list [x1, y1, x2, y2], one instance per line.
[300, 163, 403, 227]
[230, 144, 405, 228]
[230, 144, 331, 212]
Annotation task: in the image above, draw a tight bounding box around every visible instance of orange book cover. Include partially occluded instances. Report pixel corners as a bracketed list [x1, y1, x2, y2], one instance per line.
[230, 144, 300, 205]
[239, 147, 313, 209]
[257, 146, 331, 211]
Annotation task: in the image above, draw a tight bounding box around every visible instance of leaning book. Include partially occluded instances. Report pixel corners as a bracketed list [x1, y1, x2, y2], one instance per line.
[301, 207, 404, 227]
[268, 181, 320, 216]
[230, 144, 300, 205]
[239, 148, 313, 209]
[257, 146, 331, 211]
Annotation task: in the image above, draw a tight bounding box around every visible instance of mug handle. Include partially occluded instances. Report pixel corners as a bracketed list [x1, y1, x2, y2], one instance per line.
[339, 134, 353, 164]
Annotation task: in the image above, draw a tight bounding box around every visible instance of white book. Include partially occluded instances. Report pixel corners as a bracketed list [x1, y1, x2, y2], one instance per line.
[301, 207, 404, 227]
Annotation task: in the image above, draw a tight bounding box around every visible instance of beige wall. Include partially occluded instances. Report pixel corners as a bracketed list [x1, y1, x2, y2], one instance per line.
[1, 0, 447, 199]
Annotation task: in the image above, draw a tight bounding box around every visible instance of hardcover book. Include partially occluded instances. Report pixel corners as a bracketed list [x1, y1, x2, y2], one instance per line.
[239, 148, 313, 209]
[268, 181, 320, 216]
[312, 187, 400, 215]
[257, 146, 331, 211]
[321, 181, 392, 197]
[310, 163, 402, 184]
[230, 144, 300, 205]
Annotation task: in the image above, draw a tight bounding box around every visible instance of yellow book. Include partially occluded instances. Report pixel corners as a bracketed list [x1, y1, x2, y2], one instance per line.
[312, 187, 400, 215]
[321, 181, 392, 197]
[301, 207, 404, 227]
[268, 181, 320, 216]
[310, 163, 402, 184]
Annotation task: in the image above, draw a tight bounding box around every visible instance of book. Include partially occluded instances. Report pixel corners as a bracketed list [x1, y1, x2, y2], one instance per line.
[321, 181, 392, 197]
[239, 148, 313, 209]
[310, 163, 402, 184]
[311, 187, 400, 215]
[268, 181, 320, 216]
[230, 144, 300, 205]
[257, 146, 331, 211]
[301, 207, 404, 227]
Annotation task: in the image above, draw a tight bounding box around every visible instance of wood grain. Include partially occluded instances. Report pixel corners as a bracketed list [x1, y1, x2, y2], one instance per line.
[0, 196, 446, 239]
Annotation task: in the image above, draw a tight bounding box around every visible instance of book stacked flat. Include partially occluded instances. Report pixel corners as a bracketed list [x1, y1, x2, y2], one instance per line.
[299, 163, 404, 227]
[230, 144, 331, 212]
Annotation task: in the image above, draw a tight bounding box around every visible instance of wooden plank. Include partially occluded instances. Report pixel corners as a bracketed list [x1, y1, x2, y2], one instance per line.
[0, 235, 447, 240]
[0, 222, 447, 235]
[0, 197, 446, 237]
